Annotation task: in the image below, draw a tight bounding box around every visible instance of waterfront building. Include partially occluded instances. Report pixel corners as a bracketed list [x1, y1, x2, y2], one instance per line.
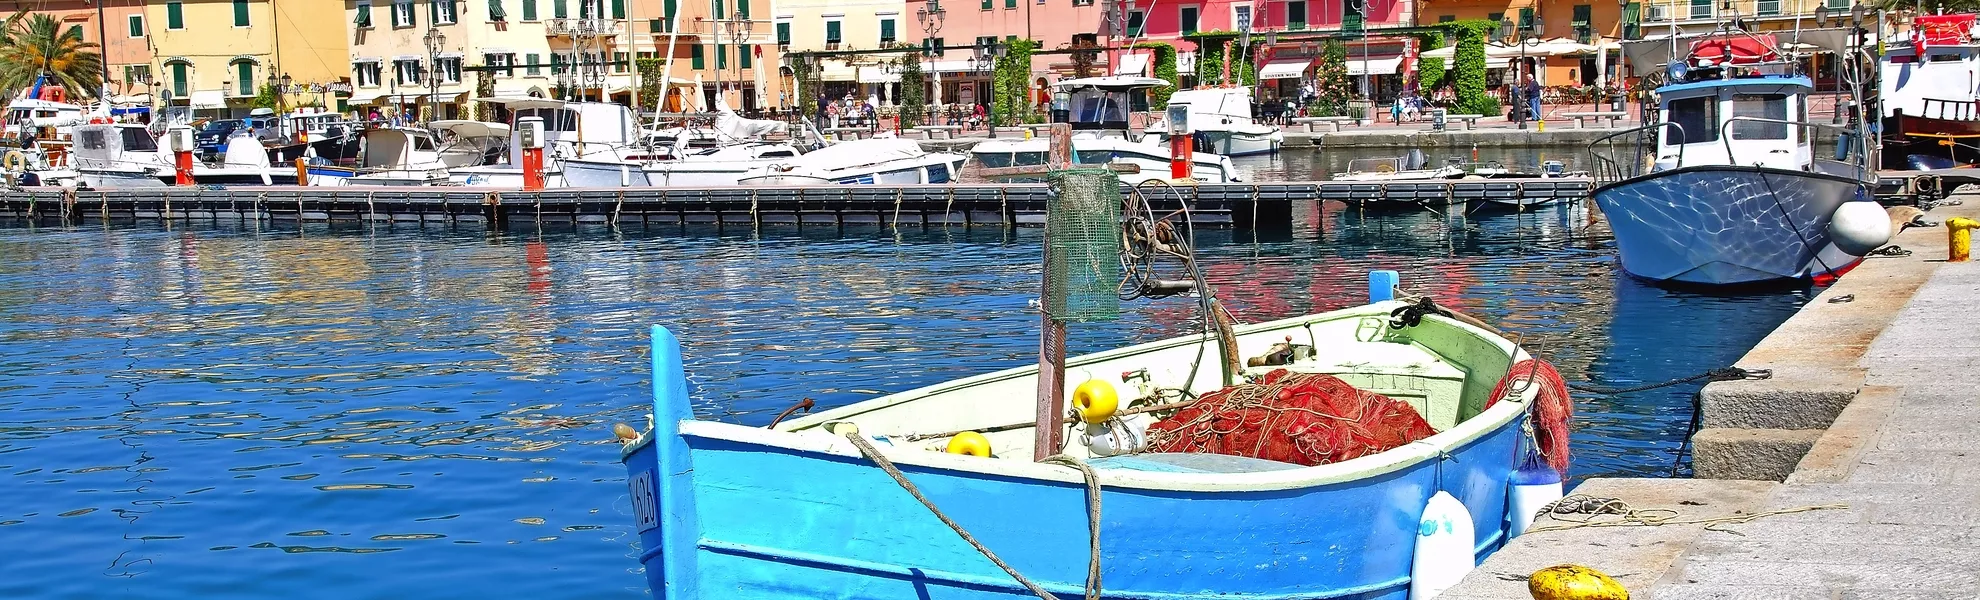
[144, 0, 351, 118]
[899, 0, 1109, 110]
[0, 1, 154, 104]
[778, 0, 907, 108]
[640, 0, 781, 112]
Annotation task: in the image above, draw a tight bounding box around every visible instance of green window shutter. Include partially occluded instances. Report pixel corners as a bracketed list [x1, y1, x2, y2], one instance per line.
[526, 52, 540, 74]
[1624, 2, 1641, 38]
[825, 21, 839, 43]
[430, 0, 439, 22]
[490, 0, 507, 20]
[714, 0, 724, 19]
[690, 44, 704, 68]
[716, 43, 727, 69]
[1518, 7, 1533, 28]
[740, 45, 752, 68]
[738, 0, 749, 18]
[167, 1, 184, 29]
[356, 3, 371, 27]
[171, 63, 187, 96]
[880, 20, 894, 42]
[67, 25, 82, 41]
[649, 18, 662, 32]
[1004, 0, 1015, 9]
[236, 62, 252, 95]
[981, 0, 990, 9]
[664, 0, 677, 23]
[234, 0, 250, 26]
[522, 0, 537, 20]
[129, 15, 143, 37]
[579, 0, 592, 18]
[551, 54, 564, 73]
[554, 0, 567, 19]
[776, 22, 789, 45]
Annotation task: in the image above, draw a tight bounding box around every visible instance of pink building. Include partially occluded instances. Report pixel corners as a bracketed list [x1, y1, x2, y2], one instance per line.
[903, 0, 1110, 110]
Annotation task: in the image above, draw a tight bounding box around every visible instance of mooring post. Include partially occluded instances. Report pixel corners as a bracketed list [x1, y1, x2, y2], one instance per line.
[1033, 122, 1075, 461]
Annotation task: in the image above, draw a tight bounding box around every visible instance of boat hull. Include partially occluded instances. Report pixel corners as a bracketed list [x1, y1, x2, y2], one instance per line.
[1880, 113, 1980, 170]
[621, 304, 1535, 599]
[1593, 165, 1863, 285]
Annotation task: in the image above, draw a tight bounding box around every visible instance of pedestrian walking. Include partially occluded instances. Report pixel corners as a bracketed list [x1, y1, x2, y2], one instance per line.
[1523, 74, 1542, 124]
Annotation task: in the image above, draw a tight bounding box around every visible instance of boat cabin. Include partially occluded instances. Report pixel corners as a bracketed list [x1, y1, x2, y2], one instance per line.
[1879, 14, 1980, 121]
[360, 127, 445, 171]
[1654, 35, 1812, 171]
[477, 97, 638, 162]
[4, 98, 85, 137]
[1049, 76, 1159, 133]
[71, 123, 161, 169]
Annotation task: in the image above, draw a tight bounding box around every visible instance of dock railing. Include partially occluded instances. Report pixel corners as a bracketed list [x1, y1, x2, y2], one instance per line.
[1588, 122, 1686, 186]
[1921, 98, 1980, 122]
[1717, 116, 1867, 181]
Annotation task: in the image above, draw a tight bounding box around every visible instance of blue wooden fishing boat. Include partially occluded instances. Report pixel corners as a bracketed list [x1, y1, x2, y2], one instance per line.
[618, 296, 1555, 599]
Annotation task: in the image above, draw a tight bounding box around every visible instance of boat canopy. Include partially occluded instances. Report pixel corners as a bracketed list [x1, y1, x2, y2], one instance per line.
[432, 119, 512, 140]
[1053, 76, 1169, 91]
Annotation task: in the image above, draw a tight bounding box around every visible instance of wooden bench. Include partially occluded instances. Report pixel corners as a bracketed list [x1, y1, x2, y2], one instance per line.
[1289, 116, 1358, 133]
[913, 125, 964, 140]
[824, 127, 873, 141]
[1561, 111, 1626, 129]
[1446, 114, 1483, 130]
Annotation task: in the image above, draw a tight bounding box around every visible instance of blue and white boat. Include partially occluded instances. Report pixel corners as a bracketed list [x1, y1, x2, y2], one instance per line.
[618, 297, 1559, 599]
[1592, 31, 1888, 286]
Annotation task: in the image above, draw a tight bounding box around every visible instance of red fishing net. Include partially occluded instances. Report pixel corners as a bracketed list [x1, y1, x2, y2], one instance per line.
[1144, 369, 1437, 467]
[1488, 358, 1573, 475]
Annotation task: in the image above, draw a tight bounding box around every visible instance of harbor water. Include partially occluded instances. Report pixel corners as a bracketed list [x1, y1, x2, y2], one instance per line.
[0, 148, 1807, 597]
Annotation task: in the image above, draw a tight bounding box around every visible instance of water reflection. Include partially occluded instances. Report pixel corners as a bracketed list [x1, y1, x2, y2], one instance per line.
[0, 206, 1803, 597]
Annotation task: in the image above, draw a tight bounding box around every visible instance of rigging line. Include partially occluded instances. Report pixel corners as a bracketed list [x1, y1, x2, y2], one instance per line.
[1754, 170, 1836, 278]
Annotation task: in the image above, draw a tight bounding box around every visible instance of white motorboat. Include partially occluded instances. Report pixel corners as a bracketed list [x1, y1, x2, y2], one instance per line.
[968, 76, 1242, 184]
[309, 127, 451, 186]
[1143, 86, 1284, 157]
[431, 120, 511, 168]
[70, 123, 294, 187]
[3, 98, 85, 138]
[734, 138, 965, 186]
[448, 97, 643, 187]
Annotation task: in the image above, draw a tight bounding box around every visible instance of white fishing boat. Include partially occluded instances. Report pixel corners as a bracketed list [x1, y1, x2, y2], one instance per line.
[431, 120, 512, 168]
[968, 77, 1242, 184]
[2, 98, 85, 138]
[1595, 30, 1888, 286]
[1143, 86, 1284, 156]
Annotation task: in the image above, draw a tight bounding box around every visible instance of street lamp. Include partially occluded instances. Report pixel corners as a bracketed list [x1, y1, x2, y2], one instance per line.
[917, 0, 946, 112]
[721, 11, 754, 110]
[423, 28, 447, 123]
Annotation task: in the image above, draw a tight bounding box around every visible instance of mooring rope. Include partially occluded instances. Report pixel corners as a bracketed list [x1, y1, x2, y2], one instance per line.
[1523, 494, 1847, 534]
[1566, 367, 1771, 395]
[839, 430, 1061, 600]
[1041, 455, 1103, 600]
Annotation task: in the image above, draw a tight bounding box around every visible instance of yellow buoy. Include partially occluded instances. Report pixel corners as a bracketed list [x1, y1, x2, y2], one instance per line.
[945, 431, 993, 457]
[1071, 379, 1119, 424]
[611, 422, 639, 441]
[1528, 564, 1628, 600]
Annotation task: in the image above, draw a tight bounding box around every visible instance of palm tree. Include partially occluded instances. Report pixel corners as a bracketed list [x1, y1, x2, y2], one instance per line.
[0, 12, 104, 102]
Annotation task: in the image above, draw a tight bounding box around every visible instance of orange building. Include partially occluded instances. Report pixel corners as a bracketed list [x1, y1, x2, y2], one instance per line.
[0, 1, 151, 100]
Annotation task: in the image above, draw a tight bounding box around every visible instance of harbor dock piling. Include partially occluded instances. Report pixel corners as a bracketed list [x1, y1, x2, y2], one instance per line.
[1445, 191, 1980, 599]
[0, 183, 1306, 229]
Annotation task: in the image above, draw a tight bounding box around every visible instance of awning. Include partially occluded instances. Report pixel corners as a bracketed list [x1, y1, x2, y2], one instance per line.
[1258, 57, 1312, 80]
[857, 66, 900, 84]
[188, 90, 226, 109]
[1347, 57, 1403, 76]
[111, 106, 150, 115]
[111, 93, 151, 104]
[819, 63, 858, 82]
[1113, 52, 1150, 76]
[346, 89, 388, 104]
[924, 59, 979, 74]
[417, 92, 465, 104]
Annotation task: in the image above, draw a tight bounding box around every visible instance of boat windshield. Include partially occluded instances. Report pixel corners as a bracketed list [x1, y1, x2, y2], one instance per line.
[1064, 88, 1146, 130]
[121, 127, 157, 152]
[1666, 97, 1718, 145]
[1728, 94, 1789, 140]
[514, 107, 578, 132]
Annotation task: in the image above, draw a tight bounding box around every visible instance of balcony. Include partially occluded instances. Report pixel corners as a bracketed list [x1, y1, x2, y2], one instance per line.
[548, 18, 624, 37]
[1640, 0, 1842, 23]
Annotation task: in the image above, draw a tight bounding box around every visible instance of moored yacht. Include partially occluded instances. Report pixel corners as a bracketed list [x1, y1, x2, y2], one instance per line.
[1143, 86, 1283, 157]
[966, 76, 1242, 183]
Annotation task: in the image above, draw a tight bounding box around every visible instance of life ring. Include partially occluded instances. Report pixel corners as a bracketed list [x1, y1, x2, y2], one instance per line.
[2, 150, 26, 172]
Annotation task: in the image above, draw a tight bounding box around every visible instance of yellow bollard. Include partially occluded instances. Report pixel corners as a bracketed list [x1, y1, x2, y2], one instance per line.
[1951, 217, 1979, 262]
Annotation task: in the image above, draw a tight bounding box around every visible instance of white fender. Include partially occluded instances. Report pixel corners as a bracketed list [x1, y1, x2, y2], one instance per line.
[1829, 201, 1893, 256]
[1409, 491, 1476, 600]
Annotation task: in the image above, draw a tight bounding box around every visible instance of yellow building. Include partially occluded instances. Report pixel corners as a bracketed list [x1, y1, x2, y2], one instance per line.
[775, 0, 907, 107]
[146, 0, 350, 117]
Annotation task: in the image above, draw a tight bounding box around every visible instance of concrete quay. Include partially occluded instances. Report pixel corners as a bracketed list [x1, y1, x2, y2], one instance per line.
[1444, 193, 1980, 599]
